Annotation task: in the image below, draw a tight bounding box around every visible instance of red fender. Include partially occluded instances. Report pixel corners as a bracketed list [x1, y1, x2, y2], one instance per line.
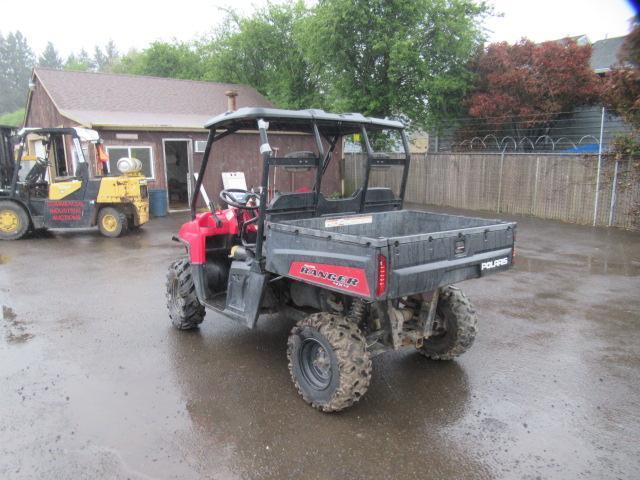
[178, 209, 239, 264]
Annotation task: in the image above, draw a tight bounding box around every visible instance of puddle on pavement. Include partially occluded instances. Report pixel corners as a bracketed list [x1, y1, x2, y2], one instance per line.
[516, 255, 640, 277]
[2, 305, 33, 344]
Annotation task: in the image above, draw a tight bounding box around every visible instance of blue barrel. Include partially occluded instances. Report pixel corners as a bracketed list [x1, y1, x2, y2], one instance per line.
[149, 189, 168, 217]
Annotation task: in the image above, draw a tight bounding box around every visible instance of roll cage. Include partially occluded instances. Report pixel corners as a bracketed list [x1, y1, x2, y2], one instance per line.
[192, 108, 411, 263]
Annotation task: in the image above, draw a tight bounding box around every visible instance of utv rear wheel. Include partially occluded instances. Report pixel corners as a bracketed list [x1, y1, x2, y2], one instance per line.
[0, 201, 30, 240]
[166, 258, 205, 330]
[287, 312, 372, 412]
[98, 207, 127, 237]
[417, 286, 477, 360]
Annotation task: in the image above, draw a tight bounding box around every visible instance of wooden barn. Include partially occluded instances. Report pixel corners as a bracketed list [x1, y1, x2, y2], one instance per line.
[24, 68, 341, 211]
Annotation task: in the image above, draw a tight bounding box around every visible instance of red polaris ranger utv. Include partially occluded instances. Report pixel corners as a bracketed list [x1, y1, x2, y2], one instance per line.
[167, 108, 516, 412]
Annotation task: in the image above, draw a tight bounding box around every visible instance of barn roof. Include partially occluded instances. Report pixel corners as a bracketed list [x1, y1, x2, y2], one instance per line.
[29, 68, 274, 130]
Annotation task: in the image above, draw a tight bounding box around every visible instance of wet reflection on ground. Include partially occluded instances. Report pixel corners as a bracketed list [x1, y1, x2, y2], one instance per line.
[1, 210, 639, 479]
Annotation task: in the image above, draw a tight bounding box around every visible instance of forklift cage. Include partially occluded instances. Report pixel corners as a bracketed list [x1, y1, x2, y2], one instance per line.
[5, 127, 100, 196]
[191, 108, 411, 263]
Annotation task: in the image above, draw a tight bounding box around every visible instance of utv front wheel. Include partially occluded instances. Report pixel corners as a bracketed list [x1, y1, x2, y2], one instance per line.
[166, 258, 205, 330]
[288, 312, 372, 412]
[417, 286, 477, 360]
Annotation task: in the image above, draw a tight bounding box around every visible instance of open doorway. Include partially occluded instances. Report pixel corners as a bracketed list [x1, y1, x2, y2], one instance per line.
[164, 139, 191, 210]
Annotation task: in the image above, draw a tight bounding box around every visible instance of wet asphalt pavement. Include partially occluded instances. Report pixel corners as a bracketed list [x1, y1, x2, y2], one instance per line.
[1, 208, 639, 480]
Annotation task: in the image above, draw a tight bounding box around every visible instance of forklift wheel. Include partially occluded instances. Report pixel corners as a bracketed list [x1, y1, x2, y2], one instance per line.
[98, 207, 128, 237]
[0, 201, 30, 240]
[287, 312, 372, 412]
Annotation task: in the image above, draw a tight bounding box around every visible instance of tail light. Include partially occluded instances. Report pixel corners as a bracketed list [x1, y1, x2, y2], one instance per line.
[376, 254, 387, 296]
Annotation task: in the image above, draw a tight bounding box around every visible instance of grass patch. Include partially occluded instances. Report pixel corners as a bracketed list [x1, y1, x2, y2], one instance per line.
[0, 108, 25, 127]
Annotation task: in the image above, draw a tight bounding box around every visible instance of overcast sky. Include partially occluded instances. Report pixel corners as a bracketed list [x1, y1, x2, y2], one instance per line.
[0, 0, 637, 57]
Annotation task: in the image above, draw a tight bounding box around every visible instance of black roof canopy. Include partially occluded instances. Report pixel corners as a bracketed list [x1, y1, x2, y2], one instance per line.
[205, 107, 405, 135]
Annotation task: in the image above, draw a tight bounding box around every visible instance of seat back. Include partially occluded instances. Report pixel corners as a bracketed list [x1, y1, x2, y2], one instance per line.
[266, 187, 400, 223]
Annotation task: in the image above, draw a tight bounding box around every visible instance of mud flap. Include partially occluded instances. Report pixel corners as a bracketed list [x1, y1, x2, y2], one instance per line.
[223, 260, 267, 328]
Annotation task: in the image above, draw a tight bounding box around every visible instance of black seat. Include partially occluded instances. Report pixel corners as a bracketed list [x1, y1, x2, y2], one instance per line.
[267, 191, 316, 222]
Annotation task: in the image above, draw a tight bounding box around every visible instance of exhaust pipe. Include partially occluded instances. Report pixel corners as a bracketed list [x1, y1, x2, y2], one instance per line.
[225, 90, 238, 112]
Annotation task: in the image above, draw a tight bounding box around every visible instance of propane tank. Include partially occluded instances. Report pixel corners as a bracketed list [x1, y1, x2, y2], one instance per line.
[116, 157, 143, 174]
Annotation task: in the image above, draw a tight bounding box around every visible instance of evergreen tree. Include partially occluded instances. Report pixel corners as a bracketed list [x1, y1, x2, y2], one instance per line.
[38, 42, 63, 69]
[0, 31, 35, 113]
[93, 46, 107, 71]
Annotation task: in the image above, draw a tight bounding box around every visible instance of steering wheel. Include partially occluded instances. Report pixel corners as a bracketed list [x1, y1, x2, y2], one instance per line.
[219, 188, 260, 210]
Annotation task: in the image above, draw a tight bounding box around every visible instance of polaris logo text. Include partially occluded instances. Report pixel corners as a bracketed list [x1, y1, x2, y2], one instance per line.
[481, 257, 509, 270]
[300, 265, 359, 288]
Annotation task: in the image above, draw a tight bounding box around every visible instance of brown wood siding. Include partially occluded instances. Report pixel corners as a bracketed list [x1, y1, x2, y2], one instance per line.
[193, 132, 342, 202]
[25, 77, 78, 129]
[99, 130, 341, 197]
[25, 76, 81, 174]
[25, 77, 341, 198]
[97, 130, 209, 190]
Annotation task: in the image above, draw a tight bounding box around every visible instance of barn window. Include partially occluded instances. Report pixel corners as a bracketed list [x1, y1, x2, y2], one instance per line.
[105, 146, 154, 179]
[194, 140, 207, 153]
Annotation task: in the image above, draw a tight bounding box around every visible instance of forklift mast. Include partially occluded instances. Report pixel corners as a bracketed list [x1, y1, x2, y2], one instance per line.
[0, 126, 15, 190]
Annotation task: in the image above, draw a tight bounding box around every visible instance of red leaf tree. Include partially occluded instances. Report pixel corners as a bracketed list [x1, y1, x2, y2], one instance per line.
[462, 38, 602, 145]
[603, 23, 640, 129]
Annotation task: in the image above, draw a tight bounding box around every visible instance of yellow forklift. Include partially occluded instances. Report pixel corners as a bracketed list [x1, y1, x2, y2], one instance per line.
[0, 126, 149, 240]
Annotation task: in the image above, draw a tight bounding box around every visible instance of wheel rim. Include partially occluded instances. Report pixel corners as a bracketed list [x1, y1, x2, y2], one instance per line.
[0, 210, 20, 233]
[299, 338, 332, 390]
[101, 214, 118, 232]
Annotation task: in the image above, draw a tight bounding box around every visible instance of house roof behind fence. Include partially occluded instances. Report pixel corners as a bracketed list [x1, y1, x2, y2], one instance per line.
[590, 36, 627, 73]
[31, 68, 274, 130]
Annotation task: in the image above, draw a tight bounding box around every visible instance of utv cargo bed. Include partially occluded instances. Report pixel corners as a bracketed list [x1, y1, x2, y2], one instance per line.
[265, 210, 516, 300]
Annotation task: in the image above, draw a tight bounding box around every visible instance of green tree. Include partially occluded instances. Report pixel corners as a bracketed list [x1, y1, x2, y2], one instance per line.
[0, 108, 25, 126]
[112, 48, 143, 74]
[300, 0, 489, 129]
[0, 31, 35, 113]
[103, 40, 119, 72]
[114, 41, 204, 79]
[65, 49, 94, 71]
[202, 2, 322, 109]
[38, 41, 63, 69]
[93, 46, 107, 71]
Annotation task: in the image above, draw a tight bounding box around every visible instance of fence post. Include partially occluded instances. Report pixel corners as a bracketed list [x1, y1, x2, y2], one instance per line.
[593, 106, 605, 226]
[608, 159, 620, 226]
[531, 156, 540, 215]
[497, 148, 505, 213]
